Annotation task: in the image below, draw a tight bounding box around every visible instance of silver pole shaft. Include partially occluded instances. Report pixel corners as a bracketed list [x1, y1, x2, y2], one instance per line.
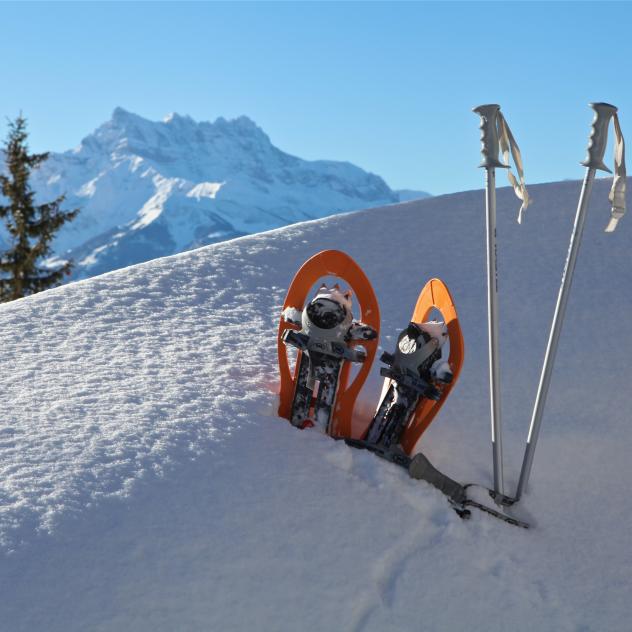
[485, 167, 504, 496]
[515, 167, 596, 500]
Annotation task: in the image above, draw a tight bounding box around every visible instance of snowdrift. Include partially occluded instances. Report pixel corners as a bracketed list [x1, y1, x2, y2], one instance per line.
[0, 178, 630, 631]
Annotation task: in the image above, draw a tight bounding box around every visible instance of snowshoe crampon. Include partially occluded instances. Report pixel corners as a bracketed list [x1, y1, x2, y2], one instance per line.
[277, 250, 380, 437]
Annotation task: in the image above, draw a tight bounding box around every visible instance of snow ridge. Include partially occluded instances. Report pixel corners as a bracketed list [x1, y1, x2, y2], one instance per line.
[0, 178, 631, 631]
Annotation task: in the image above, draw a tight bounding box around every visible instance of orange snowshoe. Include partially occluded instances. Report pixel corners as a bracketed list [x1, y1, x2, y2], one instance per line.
[277, 250, 380, 438]
[361, 278, 464, 455]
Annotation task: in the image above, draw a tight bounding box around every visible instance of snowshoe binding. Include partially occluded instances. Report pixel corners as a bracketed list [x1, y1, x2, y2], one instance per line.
[364, 320, 452, 449]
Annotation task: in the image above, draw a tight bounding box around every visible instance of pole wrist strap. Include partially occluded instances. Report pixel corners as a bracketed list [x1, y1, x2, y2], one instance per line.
[605, 113, 626, 233]
[498, 112, 530, 224]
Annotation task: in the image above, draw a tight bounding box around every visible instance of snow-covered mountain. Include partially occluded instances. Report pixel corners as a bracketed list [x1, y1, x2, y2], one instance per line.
[1, 178, 631, 631]
[26, 108, 400, 279]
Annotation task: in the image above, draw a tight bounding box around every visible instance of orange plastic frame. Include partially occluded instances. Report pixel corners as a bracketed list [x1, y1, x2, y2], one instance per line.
[277, 250, 380, 438]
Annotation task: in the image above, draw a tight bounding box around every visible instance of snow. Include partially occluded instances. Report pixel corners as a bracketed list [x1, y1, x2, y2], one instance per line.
[0, 177, 631, 631]
[187, 181, 224, 200]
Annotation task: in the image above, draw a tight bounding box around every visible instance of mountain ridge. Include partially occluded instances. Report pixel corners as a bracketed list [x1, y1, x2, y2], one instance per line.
[7, 108, 413, 278]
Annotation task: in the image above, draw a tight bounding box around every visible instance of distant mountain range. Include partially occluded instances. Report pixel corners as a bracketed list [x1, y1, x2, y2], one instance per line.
[394, 189, 432, 202]
[4, 108, 430, 279]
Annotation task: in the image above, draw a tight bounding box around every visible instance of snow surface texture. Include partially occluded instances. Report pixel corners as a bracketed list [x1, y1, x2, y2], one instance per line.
[1, 178, 631, 631]
[17, 108, 400, 280]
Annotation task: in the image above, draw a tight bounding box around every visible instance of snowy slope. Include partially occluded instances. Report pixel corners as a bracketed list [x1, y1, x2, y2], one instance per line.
[0, 178, 631, 631]
[23, 108, 398, 279]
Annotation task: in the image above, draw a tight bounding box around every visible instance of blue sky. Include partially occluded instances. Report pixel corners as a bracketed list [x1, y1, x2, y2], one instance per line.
[1, 1, 631, 194]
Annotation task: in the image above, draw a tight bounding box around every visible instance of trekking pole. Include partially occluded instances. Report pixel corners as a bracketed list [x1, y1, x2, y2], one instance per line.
[473, 104, 510, 498]
[515, 102, 619, 500]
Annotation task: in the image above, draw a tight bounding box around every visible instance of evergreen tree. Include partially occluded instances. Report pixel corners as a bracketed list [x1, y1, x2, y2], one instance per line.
[0, 115, 79, 301]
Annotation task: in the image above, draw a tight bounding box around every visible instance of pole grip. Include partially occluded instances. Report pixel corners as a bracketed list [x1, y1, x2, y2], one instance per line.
[580, 102, 617, 172]
[473, 104, 509, 169]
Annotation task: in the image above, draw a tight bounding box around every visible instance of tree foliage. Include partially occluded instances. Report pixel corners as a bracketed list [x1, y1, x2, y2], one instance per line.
[0, 115, 79, 301]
